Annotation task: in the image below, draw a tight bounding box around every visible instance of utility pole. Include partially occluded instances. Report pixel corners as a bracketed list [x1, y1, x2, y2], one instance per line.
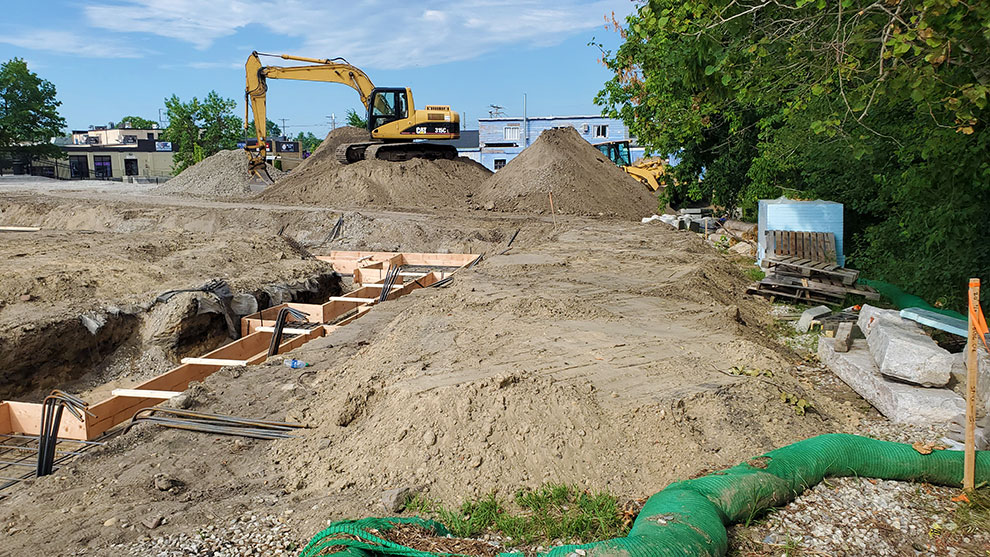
[278, 118, 289, 139]
[326, 113, 337, 130]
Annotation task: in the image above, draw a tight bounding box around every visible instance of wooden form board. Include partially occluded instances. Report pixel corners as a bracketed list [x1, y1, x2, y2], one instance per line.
[318, 252, 477, 275]
[0, 251, 473, 440]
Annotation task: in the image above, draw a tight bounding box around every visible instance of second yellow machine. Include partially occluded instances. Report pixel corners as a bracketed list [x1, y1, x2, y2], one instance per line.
[244, 51, 461, 175]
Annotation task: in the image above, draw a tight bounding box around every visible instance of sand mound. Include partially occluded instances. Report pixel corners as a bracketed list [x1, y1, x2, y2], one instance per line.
[153, 149, 282, 199]
[475, 127, 659, 219]
[266, 224, 843, 507]
[258, 127, 491, 209]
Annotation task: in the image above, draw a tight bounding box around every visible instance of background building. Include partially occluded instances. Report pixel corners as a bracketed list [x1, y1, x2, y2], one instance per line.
[477, 115, 644, 172]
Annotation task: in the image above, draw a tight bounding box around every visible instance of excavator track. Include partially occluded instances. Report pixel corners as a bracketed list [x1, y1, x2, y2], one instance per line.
[334, 141, 458, 164]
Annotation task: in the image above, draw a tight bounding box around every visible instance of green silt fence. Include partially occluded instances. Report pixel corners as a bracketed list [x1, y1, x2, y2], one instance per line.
[300, 434, 990, 557]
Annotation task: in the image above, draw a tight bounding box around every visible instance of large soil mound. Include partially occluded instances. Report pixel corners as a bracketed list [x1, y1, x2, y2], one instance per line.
[153, 149, 282, 199]
[258, 127, 491, 209]
[475, 127, 659, 219]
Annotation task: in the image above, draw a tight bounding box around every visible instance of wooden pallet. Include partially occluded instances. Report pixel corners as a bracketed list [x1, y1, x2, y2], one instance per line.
[766, 230, 837, 265]
[763, 256, 859, 286]
[748, 273, 879, 304]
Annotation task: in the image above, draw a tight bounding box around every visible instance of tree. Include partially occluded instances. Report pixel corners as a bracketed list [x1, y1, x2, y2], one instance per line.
[345, 108, 367, 128]
[245, 118, 281, 139]
[596, 0, 990, 309]
[294, 131, 322, 152]
[116, 115, 158, 130]
[161, 91, 241, 174]
[0, 58, 66, 164]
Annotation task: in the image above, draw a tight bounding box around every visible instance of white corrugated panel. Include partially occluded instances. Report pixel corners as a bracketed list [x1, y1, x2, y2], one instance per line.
[757, 197, 844, 266]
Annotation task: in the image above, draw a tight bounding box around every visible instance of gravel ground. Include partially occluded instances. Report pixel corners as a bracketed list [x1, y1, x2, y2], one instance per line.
[106, 512, 305, 556]
[730, 475, 989, 556]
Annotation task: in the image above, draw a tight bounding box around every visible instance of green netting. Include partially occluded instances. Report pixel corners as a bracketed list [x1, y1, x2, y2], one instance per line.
[301, 434, 990, 557]
[300, 517, 452, 557]
[860, 279, 966, 320]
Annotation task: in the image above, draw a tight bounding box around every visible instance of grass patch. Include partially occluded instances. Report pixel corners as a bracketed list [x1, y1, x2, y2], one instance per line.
[954, 486, 990, 534]
[743, 267, 766, 282]
[407, 484, 629, 547]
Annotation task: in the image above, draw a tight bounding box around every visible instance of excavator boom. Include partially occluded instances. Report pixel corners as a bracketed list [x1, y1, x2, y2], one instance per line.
[244, 51, 459, 176]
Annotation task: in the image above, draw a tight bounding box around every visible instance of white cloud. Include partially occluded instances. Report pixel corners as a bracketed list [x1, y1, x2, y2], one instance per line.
[82, 0, 631, 69]
[0, 29, 145, 58]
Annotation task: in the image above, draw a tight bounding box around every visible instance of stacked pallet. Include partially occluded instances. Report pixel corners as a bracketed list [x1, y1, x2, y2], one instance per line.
[747, 231, 879, 304]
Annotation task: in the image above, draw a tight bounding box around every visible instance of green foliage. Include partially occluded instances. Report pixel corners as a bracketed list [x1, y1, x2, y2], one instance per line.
[0, 58, 66, 162]
[596, 0, 990, 309]
[294, 131, 322, 152]
[743, 267, 765, 282]
[161, 91, 241, 174]
[246, 118, 281, 139]
[409, 483, 628, 546]
[346, 108, 368, 129]
[116, 115, 157, 130]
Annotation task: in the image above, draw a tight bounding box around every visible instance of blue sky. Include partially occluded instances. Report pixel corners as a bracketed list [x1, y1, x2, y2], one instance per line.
[0, 0, 635, 136]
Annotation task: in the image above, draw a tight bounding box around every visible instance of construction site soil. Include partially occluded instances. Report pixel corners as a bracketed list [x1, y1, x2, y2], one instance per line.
[0, 136, 881, 556]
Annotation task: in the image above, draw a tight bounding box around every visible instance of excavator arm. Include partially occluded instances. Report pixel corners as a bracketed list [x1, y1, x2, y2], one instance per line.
[244, 51, 377, 176]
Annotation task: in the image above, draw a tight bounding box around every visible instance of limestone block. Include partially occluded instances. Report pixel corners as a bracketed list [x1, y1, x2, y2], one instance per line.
[819, 338, 963, 425]
[857, 304, 953, 387]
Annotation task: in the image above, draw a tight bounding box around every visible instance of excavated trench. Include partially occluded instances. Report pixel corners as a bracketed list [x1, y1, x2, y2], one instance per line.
[0, 272, 342, 401]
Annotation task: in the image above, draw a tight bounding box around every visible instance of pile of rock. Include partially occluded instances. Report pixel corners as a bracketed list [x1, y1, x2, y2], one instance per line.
[819, 304, 988, 448]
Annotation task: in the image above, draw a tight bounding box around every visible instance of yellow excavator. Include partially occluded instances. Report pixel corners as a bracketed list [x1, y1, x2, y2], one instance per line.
[244, 51, 460, 177]
[594, 140, 671, 191]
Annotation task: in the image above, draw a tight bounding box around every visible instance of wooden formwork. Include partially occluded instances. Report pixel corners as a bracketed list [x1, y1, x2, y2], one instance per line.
[0, 251, 474, 441]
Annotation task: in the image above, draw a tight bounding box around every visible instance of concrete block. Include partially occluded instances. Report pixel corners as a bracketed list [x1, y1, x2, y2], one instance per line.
[857, 304, 953, 387]
[797, 305, 831, 333]
[819, 338, 964, 425]
[834, 322, 854, 352]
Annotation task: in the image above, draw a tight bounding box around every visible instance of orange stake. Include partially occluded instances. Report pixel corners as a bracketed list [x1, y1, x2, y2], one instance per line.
[548, 191, 557, 229]
[964, 278, 983, 491]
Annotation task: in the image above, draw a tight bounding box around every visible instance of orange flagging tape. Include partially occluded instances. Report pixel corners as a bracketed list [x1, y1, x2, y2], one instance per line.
[970, 279, 989, 352]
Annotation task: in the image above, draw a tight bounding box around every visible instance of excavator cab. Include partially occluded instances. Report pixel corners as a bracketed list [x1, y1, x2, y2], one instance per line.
[596, 140, 632, 167]
[368, 88, 408, 132]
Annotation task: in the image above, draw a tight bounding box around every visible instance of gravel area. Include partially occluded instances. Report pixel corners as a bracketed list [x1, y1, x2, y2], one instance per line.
[730, 477, 989, 556]
[107, 512, 305, 556]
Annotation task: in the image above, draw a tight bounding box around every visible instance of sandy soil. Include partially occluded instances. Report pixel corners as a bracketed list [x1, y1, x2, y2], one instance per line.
[475, 127, 659, 219]
[0, 180, 874, 555]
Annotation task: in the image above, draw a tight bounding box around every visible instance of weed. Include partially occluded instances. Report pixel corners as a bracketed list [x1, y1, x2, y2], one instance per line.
[954, 486, 990, 534]
[409, 483, 629, 547]
[744, 267, 766, 282]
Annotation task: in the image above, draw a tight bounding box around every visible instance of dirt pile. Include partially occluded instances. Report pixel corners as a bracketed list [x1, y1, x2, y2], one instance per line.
[475, 127, 659, 219]
[258, 127, 491, 209]
[265, 222, 854, 508]
[153, 149, 282, 199]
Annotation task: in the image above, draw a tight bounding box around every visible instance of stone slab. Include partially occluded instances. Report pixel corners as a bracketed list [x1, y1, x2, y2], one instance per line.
[857, 304, 953, 387]
[819, 338, 964, 425]
[797, 305, 831, 333]
[834, 322, 854, 352]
